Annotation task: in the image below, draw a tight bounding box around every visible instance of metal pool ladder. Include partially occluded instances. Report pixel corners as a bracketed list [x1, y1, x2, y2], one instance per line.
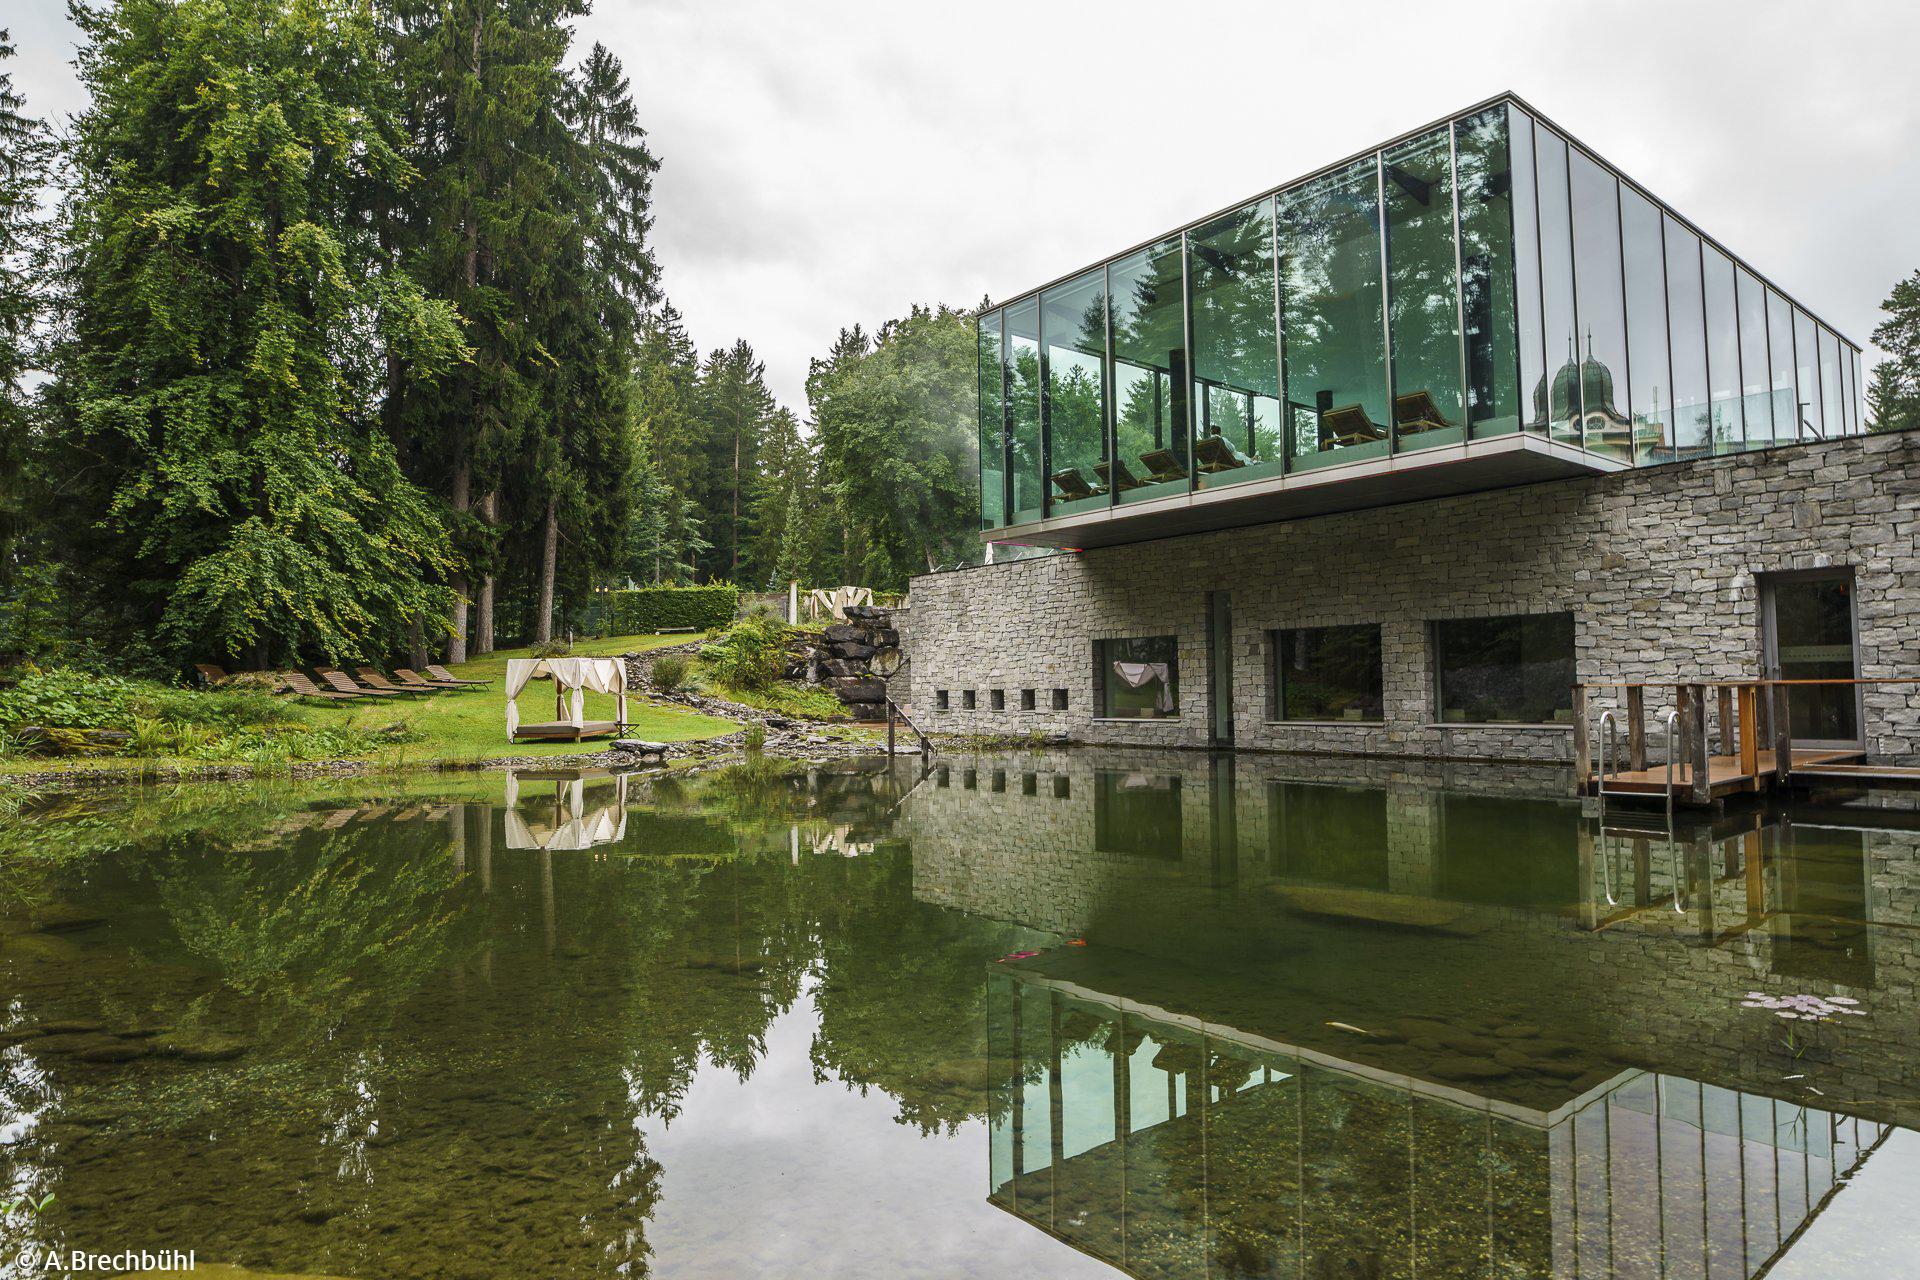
[1595, 710, 1684, 912]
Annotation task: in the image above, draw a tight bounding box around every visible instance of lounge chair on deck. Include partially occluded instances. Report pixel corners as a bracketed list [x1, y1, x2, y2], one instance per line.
[355, 666, 438, 696]
[1138, 448, 1188, 484]
[1094, 458, 1146, 493]
[394, 667, 469, 692]
[314, 667, 407, 698]
[1050, 467, 1107, 501]
[427, 663, 492, 688]
[278, 671, 360, 701]
[1394, 390, 1454, 436]
[1193, 434, 1252, 473]
[1321, 404, 1385, 449]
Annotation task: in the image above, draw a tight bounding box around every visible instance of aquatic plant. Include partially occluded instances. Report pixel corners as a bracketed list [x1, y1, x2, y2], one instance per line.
[1740, 992, 1866, 1022]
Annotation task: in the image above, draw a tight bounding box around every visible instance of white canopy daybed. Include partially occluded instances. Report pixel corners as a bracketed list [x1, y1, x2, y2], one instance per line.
[504, 656, 629, 743]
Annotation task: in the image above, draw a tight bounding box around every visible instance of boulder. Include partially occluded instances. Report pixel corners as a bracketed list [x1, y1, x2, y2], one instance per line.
[822, 624, 863, 643]
[870, 648, 903, 677]
[14, 726, 133, 756]
[829, 641, 876, 661]
[824, 676, 886, 704]
[820, 659, 865, 678]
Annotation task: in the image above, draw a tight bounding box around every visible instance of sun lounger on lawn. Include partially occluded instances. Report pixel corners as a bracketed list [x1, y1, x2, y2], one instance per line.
[355, 666, 437, 696]
[278, 671, 361, 701]
[394, 668, 469, 692]
[194, 663, 233, 687]
[427, 663, 492, 688]
[314, 667, 407, 698]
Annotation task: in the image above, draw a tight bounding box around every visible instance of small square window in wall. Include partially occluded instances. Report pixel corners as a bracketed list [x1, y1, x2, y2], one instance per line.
[935, 690, 950, 711]
[963, 768, 978, 790]
[1020, 689, 1036, 711]
[1021, 772, 1037, 796]
[991, 769, 1006, 793]
[962, 690, 977, 710]
[990, 689, 1005, 711]
[1052, 776, 1071, 799]
[1095, 637, 1179, 718]
[1052, 689, 1069, 711]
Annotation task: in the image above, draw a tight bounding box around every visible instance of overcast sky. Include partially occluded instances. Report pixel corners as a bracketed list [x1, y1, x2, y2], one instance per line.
[9, 0, 1918, 414]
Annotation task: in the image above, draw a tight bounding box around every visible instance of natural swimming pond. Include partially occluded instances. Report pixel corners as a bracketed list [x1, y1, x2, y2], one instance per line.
[2, 751, 1918, 1279]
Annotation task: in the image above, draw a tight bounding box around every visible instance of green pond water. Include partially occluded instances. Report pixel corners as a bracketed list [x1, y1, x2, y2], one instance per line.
[2, 752, 1919, 1279]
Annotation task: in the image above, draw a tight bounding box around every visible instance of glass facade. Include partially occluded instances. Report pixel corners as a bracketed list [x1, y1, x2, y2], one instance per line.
[977, 96, 1866, 530]
[1188, 200, 1282, 489]
[1041, 269, 1109, 517]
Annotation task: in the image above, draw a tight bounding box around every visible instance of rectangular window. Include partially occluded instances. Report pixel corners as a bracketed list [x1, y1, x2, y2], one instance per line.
[1456, 104, 1523, 438]
[1020, 688, 1036, 711]
[1093, 771, 1182, 858]
[1005, 298, 1043, 523]
[1096, 636, 1179, 719]
[1042, 268, 1110, 516]
[989, 689, 1005, 711]
[1188, 198, 1283, 487]
[977, 312, 1005, 528]
[1385, 125, 1464, 453]
[1434, 613, 1576, 725]
[1279, 157, 1389, 472]
[1052, 688, 1069, 710]
[1272, 625, 1384, 721]
[935, 690, 950, 711]
[1052, 775, 1071, 799]
[1109, 237, 1190, 505]
[962, 690, 977, 710]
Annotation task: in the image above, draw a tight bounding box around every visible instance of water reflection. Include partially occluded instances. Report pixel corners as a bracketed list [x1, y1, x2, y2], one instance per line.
[0, 752, 1916, 1277]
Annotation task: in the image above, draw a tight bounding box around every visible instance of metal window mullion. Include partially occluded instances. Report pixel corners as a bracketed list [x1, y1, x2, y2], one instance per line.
[1104, 264, 1116, 507]
[1608, 168, 1633, 465]
[1038, 299, 1052, 520]
[1693, 238, 1711, 458]
[1450, 121, 1470, 439]
[1272, 194, 1289, 470]
[1377, 153, 1396, 453]
[1180, 235, 1196, 490]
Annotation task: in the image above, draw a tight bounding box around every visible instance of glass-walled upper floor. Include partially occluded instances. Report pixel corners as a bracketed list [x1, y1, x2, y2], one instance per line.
[978, 95, 1866, 532]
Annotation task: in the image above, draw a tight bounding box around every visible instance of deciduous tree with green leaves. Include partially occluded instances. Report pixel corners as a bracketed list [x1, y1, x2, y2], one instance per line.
[44, 0, 468, 666]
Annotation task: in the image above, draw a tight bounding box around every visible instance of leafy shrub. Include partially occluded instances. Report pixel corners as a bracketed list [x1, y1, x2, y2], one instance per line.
[699, 617, 789, 693]
[743, 720, 766, 751]
[609, 584, 740, 634]
[529, 639, 572, 659]
[650, 654, 689, 692]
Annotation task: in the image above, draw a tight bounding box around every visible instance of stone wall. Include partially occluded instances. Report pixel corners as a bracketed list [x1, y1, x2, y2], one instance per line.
[906, 432, 1920, 763]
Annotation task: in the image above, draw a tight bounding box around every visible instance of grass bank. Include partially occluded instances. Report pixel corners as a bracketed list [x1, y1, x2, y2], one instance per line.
[0, 634, 739, 781]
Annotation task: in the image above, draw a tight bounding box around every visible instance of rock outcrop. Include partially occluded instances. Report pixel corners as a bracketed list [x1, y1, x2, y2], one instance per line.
[783, 606, 903, 721]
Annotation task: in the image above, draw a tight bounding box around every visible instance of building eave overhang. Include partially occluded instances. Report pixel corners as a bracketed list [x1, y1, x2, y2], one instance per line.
[988, 433, 1627, 552]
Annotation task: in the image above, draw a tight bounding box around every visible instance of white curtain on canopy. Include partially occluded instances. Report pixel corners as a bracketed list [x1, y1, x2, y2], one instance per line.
[502, 772, 631, 850]
[504, 657, 629, 740]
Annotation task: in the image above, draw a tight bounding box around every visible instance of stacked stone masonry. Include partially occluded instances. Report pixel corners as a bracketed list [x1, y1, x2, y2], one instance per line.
[907, 433, 1920, 763]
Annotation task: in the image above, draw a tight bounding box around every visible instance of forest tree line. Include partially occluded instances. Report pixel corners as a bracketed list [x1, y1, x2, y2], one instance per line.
[0, 2, 983, 676]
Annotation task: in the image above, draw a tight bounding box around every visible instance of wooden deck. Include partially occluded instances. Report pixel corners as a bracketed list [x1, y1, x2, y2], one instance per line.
[1790, 761, 1920, 789]
[1595, 749, 1862, 801]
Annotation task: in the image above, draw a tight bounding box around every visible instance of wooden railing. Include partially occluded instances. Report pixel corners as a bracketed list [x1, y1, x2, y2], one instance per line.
[1572, 678, 1920, 802]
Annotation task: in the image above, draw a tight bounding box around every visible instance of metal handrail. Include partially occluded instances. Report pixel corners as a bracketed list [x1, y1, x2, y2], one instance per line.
[885, 697, 933, 759]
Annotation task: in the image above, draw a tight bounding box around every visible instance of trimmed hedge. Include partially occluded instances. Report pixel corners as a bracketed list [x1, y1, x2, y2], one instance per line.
[609, 584, 740, 634]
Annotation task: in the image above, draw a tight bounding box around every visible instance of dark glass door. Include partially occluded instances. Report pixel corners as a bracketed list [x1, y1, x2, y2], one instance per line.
[1762, 571, 1860, 746]
[1207, 591, 1233, 745]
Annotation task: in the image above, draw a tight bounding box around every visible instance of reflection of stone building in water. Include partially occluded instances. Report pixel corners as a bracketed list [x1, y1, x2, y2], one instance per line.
[899, 749, 1920, 1276]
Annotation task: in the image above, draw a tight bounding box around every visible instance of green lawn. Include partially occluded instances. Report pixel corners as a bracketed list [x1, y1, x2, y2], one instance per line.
[0, 634, 739, 778]
[319, 634, 739, 761]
